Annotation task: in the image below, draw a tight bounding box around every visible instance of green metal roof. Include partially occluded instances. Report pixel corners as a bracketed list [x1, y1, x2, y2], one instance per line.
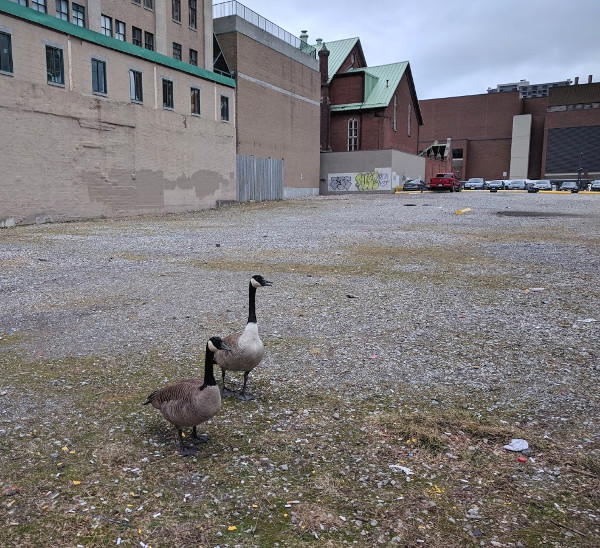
[0, 0, 235, 87]
[315, 37, 361, 84]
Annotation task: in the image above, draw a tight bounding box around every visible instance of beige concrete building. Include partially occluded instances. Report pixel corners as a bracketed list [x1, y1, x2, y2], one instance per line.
[0, 0, 236, 224]
[213, 3, 320, 199]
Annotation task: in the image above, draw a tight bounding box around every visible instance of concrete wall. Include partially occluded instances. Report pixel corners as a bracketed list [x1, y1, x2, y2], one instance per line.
[214, 15, 320, 198]
[0, 9, 236, 224]
[509, 114, 532, 179]
[319, 149, 425, 194]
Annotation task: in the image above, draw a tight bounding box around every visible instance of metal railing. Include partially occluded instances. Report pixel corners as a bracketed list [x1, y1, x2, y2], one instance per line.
[213, 1, 316, 57]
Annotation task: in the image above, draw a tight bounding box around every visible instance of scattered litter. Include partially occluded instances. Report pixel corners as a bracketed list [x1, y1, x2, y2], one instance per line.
[577, 318, 597, 323]
[518, 456, 528, 463]
[526, 287, 546, 293]
[503, 439, 529, 452]
[455, 207, 472, 215]
[404, 204, 417, 207]
[389, 465, 413, 475]
[346, 294, 357, 299]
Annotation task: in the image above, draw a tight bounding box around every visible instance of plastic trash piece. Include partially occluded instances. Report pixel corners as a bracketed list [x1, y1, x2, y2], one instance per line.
[503, 439, 529, 452]
[455, 208, 472, 215]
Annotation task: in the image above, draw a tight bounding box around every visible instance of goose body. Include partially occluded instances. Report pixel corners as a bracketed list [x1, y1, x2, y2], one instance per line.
[143, 336, 230, 456]
[215, 274, 272, 400]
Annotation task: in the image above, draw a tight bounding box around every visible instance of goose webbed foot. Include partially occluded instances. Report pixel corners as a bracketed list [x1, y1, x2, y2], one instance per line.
[221, 386, 237, 397]
[190, 426, 210, 444]
[236, 391, 255, 401]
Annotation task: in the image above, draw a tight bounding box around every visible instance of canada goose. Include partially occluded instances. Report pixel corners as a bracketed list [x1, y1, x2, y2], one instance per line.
[143, 336, 231, 456]
[216, 274, 272, 401]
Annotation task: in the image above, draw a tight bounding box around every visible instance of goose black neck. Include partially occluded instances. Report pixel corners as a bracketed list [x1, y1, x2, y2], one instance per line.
[201, 343, 217, 389]
[247, 281, 258, 324]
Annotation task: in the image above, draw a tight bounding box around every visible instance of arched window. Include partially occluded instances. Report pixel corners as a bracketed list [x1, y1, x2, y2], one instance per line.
[348, 118, 358, 151]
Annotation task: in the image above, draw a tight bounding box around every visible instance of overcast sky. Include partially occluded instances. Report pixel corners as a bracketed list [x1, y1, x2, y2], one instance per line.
[215, 0, 600, 100]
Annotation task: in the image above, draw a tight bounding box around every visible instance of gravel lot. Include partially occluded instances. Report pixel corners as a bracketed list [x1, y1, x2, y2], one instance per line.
[1, 190, 599, 546]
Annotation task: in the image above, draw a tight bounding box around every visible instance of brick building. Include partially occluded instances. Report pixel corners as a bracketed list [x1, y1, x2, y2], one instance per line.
[419, 78, 600, 183]
[317, 37, 426, 194]
[213, 3, 320, 199]
[0, 0, 236, 225]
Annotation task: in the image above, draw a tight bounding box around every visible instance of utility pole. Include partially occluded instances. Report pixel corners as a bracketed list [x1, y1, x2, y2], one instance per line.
[577, 152, 583, 189]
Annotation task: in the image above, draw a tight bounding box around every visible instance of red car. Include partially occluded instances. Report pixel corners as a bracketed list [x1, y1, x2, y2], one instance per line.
[429, 173, 462, 192]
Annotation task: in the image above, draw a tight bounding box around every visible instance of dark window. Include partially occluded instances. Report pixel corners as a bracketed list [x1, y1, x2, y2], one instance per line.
[46, 45, 64, 85]
[132, 27, 142, 47]
[131, 0, 140, 4]
[162, 78, 174, 109]
[189, 48, 197, 66]
[144, 32, 154, 51]
[189, 0, 197, 29]
[101, 15, 112, 37]
[91, 58, 107, 94]
[32, 0, 46, 12]
[173, 42, 182, 61]
[220, 95, 229, 121]
[115, 20, 126, 41]
[172, 0, 180, 22]
[55, 0, 68, 21]
[130, 70, 143, 102]
[143, 0, 152, 8]
[72, 3, 85, 27]
[0, 32, 13, 74]
[191, 87, 200, 115]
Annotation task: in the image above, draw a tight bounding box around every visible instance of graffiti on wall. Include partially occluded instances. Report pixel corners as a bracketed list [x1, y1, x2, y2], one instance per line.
[328, 168, 392, 192]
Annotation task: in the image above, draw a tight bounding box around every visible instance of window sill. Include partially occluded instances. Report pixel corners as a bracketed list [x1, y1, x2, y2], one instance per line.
[189, 26, 197, 32]
[163, 106, 174, 111]
[143, 7, 154, 12]
[0, 70, 14, 77]
[191, 112, 201, 117]
[93, 91, 108, 97]
[47, 81, 65, 88]
[172, 19, 181, 25]
[131, 99, 144, 105]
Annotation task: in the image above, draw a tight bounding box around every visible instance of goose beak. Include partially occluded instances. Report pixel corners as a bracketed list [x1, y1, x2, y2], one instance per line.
[262, 279, 273, 286]
[220, 342, 232, 352]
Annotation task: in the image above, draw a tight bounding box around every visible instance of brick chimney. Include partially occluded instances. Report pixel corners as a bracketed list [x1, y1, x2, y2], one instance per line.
[319, 43, 331, 151]
[575, 76, 579, 85]
[589, 75, 593, 84]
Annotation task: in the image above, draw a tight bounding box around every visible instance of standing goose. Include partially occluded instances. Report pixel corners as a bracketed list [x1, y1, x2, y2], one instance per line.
[143, 336, 231, 456]
[216, 274, 272, 401]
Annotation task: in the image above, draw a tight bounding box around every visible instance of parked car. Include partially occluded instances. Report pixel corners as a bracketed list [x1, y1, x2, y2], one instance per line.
[488, 180, 505, 192]
[464, 177, 487, 190]
[508, 179, 529, 190]
[590, 180, 600, 191]
[533, 179, 552, 192]
[403, 179, 426, 191]
[559, 181, 579, 192]
[429, 173, 461, 192]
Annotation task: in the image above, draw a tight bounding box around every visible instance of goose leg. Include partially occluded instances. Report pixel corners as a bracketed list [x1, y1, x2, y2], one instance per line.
[190, 425, 210, 444]
[178, 428, 198, 456]
[221, 368, 236, 397]
[237, 371, 255, 401]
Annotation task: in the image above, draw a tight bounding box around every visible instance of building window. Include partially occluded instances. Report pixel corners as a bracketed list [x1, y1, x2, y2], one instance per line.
[55, 0, 68, 21]
[0, 32, 13, 74]
[115, 20, 126, 41]
[131, 0, 140, 4]
[130, 70, 143, 102]
[189, 0, 197, 29]
[172, 0, 180, 22]
[101, 15, 112, 37]
[46, 45, 64, 85]
[143, 0, 152, 9]
[220, 94, 229, 121]
[173, 42, 182, 61]
[72, 3, 85, 27]
[348, 118, 358, 151]
[189, 48, 197, 66]
[144, 32, 154, 51]
[91, 58, 107, 94]
[10, 0, 28, 5]
[32, 0, 46, 12]
[162, 78, 174, 109]
[191, 87, 200, 115]
[407, 103, 412, 137]
[132, 27, 142, 47]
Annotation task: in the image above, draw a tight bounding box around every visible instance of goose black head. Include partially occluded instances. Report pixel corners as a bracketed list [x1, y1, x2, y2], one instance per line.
[207, 336, 232, 353]
[251, 274, 273, 288]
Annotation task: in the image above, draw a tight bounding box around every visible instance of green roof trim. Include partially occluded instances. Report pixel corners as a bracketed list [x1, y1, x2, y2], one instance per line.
[315, 37, 361, 84]
[0, 0, 235, 88]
